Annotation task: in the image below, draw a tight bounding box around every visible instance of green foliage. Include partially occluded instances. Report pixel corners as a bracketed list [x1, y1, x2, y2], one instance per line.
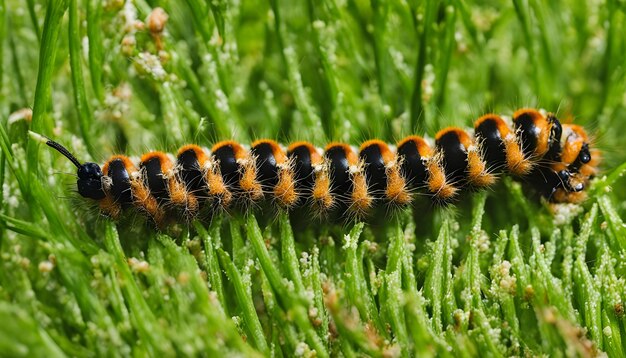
[1, 0, 626, 356]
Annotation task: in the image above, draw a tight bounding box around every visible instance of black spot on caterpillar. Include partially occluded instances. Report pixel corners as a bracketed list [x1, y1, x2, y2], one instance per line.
[36, 108, 599, 227]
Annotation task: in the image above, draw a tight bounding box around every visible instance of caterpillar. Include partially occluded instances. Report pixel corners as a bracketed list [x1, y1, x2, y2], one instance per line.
[37, 108, 599, 226]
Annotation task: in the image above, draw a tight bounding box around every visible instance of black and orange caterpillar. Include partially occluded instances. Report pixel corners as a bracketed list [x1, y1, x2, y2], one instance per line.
[38, 109, 599, 225]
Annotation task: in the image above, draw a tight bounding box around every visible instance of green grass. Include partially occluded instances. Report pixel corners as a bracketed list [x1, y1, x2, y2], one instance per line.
[1, 0, 626, 356]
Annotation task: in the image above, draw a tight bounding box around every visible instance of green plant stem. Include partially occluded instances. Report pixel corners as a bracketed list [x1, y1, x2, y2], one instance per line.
[28, 0, 69, 176]
[68, 0, 96, 157]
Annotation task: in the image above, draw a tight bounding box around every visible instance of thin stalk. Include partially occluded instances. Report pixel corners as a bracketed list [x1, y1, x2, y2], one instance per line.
[28, 0, 69, 176]
[68, 0, 96, 157]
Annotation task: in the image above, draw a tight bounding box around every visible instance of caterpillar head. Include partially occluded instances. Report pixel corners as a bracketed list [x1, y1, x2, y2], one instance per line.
[551, 124, 598, 202]
[557, 169, 585, 192]
[32, 132, 107, 200]
[76, 162, 106, 199]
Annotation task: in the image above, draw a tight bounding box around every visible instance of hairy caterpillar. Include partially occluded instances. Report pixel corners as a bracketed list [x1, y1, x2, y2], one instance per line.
[37, 108, 599, 226]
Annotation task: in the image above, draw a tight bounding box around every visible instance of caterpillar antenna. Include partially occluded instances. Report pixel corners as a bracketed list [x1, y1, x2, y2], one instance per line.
[29, 131, 82, 168]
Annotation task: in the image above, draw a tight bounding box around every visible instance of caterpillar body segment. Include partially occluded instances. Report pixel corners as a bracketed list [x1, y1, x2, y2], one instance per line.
[512, 108, 562, 159]
[359, 140, 411, 207]
[140, 151, 199, 219]
[474, 114, 530, 176]
[39, 109, 598, 226]
[250, 140, 298, 208]
[286, 141, 324, 208]
[211, 140, 263, 204]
